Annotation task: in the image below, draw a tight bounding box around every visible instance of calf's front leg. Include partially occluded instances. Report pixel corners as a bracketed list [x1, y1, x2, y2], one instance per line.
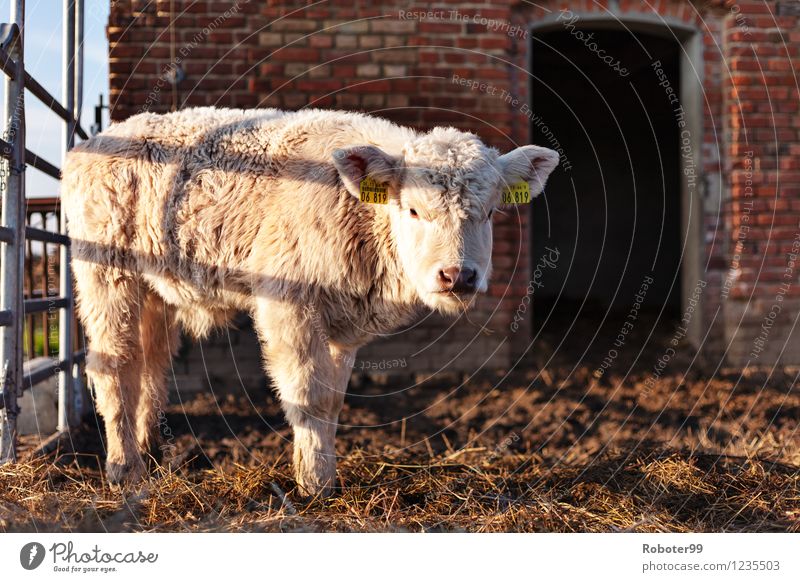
[254, 300, 354, 497]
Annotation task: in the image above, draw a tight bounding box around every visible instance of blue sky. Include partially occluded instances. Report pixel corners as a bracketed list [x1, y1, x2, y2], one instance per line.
[0, 0, 110, 198]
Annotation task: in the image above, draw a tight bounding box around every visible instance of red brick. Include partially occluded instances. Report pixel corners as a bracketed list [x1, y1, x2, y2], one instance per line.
[269, 47, 320, 62]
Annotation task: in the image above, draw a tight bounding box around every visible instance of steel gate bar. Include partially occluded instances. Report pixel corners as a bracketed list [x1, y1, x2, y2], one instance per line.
[0, 2, 24, 463]
[70, 0, 84, 425]
[57, 0, 75, 434]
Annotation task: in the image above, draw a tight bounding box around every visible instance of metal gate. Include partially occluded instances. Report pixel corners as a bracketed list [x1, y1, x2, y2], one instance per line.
[0, 0, 87, 462]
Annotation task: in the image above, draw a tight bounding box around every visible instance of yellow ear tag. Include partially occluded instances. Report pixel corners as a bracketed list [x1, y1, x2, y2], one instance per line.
[502, 181, 531, 205]
[359, 176, 389, 204]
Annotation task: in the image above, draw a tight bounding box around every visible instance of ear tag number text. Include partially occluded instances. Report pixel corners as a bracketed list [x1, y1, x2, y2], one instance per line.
[502, 182, 531, 204]
[360, 176, 389, 204]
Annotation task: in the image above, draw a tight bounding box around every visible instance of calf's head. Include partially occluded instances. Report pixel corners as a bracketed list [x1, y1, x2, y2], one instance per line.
[334, 128, 558, 314]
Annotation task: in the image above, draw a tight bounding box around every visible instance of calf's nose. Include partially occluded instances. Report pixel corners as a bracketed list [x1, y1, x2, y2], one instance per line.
[438, 266, 478, 293]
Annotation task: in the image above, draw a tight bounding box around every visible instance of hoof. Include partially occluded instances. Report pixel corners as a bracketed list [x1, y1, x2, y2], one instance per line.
[296, 472, 336, 499]
[297, 485, 332, 500]
[106, 459, 145, 486]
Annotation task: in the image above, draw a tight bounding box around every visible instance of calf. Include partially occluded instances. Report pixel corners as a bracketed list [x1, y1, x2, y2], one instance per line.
[62, 107, 558, 496]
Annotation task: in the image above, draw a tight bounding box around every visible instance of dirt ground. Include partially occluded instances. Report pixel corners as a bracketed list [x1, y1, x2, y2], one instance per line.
[1, 311, 799, 532]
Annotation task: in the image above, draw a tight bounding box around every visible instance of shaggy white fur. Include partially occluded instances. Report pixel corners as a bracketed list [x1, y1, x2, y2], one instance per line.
[61, 107, 558, 495]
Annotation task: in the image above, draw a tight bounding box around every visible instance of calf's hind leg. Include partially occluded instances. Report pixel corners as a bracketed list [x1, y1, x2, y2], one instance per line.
[73, 260, 146, 485]
[136, 292, 179, 464]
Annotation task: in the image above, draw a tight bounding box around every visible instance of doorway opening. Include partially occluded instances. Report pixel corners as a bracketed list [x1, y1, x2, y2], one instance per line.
[530, 27, 684, 334]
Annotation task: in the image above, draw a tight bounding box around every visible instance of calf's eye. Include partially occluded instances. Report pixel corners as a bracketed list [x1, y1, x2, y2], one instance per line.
[409, 208, 419, 219]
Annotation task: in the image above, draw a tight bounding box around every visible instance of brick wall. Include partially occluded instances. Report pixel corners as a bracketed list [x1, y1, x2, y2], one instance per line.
[721, 0, 800, 364]
[107, 0, 800, 371]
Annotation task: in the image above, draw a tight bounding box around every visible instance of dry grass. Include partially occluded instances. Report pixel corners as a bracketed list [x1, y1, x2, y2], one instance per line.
[1, 445, 798, 532]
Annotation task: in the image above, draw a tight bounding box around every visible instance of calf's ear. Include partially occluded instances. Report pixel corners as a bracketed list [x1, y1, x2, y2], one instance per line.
[497, 145, 559, 196]
[332, 145, 400, 199]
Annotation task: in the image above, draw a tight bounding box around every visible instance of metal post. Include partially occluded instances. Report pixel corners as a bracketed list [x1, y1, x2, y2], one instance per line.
[69, 0, 83, 424]
[58, 0, 75, 433]
[0, 1, 25, 463]
[74, 0, 83, 123]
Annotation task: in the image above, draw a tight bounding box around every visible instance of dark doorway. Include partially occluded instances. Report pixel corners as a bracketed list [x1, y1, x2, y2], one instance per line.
[530, 28, 682, 324]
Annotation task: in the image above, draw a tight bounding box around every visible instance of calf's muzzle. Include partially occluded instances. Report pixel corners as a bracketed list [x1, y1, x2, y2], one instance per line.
[437, 266, 478, 294]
